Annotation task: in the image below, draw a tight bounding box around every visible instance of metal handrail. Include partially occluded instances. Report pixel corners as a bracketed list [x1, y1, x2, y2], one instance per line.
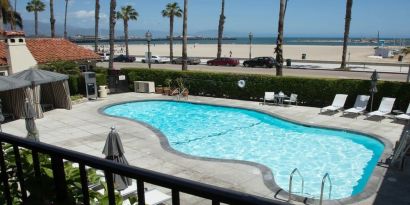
[288, 168, 304, 202]
[0, 132, 287, 205]
[319, 173, 332, 205]
[171, 88, 180, 100]
[179, 88, 188, 100]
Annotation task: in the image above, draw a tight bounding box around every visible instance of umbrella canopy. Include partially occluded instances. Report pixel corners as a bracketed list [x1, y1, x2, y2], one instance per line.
[0, 76, 31, 92]
[24, 99, 39, 141]
[102, 127, 131, 190]
[10, 68, 69, 86]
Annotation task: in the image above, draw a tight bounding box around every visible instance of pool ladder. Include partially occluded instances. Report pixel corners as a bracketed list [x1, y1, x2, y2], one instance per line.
[287, 169, 332, 205]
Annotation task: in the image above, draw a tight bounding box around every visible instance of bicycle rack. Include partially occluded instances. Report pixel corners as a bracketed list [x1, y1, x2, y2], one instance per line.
[319, 173, 332, 205]
[288, 168, 304, 202]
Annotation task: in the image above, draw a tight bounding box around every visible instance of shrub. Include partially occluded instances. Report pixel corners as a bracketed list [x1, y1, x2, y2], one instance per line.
[40, 61, 81, 75]
[122, 68, 410, 111]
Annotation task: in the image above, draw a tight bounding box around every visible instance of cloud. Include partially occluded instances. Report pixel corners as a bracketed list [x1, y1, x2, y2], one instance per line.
[71, 10, 108, 21]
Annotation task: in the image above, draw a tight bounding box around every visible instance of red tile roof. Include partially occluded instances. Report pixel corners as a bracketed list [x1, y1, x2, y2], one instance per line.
[0, 38, 100, 66]
[0, 30, 25, 37]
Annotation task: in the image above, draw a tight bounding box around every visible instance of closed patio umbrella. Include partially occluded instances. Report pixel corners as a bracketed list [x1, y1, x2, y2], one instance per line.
[0, 99, 4, 132]
[102, 126, 131, 190]
[24, 99, 39, 141]
[370, 70, 380, 112]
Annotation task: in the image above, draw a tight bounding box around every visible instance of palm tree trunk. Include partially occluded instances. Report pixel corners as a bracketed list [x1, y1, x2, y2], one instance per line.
[341, 0, 353, 70]
[34, 11, 38, 36]
[108, 0, 116, 70]
[217, 0, 225, 59]
[274, 0, 287, 77]
[169, 16, 174, 62]
[124, 19, 129, 57]
[64, 0, 68, 38]
[182, 0, 188, 71]
[94, 0, 100, 53]
[50, 0, 55, 37]
[0, 11, 3, 31]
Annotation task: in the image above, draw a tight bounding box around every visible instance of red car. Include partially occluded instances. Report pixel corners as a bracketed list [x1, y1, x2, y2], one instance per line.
[207, 58, 239, 66]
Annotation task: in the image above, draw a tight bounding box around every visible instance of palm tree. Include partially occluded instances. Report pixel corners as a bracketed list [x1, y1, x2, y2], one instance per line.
[162, 2, 182, 63]
[0, 0, 11, 30]
[49, 0, 55, 37]
[108, 0, 116, 70]
[117, 5, 138, 57]
[94, 0, 100, 52]
[181, 0, 188, 71]
[64, 0, 68, 38]
[2, 8, 23, 30]
[340, 0, 353, 70]
[274, 0, 288, 76]
[26, 0, 45, 36]
[216, 0, 225, 59]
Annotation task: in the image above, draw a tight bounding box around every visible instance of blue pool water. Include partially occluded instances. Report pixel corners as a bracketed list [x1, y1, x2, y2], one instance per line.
[104, 101, 384, 199]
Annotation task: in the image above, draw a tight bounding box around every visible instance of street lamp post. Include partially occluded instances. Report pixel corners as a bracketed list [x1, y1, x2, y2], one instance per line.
[145, 31, 152, 69]
[249, 32, 253, 59]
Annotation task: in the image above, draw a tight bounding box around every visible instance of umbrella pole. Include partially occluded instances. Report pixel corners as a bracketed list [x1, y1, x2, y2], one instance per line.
[370, 92, 374, 112]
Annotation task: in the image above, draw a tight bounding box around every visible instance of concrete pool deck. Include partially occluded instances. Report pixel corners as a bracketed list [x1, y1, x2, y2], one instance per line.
[2, 93, 409, 205]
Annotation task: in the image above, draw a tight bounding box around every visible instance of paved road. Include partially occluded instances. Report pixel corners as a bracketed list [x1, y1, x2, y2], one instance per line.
[98, 62, 409, 82]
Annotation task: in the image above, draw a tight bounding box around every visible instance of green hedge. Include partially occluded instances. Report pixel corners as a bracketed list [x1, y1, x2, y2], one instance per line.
[122, 68, 410, 111]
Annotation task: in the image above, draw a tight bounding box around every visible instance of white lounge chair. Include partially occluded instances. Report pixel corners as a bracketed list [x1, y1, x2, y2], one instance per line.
[263, 92, 276, 105]
[320, 94, 348, 113]
[343, 95, 370, 118]
[284, 93, 298, 106]
[367, 97, 396, 121]
[396, 103, 410, 122]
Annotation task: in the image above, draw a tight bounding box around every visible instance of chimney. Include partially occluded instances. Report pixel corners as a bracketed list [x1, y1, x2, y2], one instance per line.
[1, 30, 37, 74]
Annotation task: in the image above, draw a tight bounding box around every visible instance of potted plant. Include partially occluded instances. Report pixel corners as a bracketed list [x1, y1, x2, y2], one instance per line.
[176, 77, 189, 97]
[155, 84, 163, 94]
[163, 78, 172, 95]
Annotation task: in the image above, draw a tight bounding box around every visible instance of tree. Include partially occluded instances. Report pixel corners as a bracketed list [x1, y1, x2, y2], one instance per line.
[64, 0, 68, 38]
[216, 0, 225, 59]
[274, 0, 288, 76]
[94, 0, 100, 53]
[108, 0, 116, 70]
[162, 2, 182, 63]
[0, 0, 23, 30]
[340, 0, 353, 70]
[26, 0, 45, 36]
[117, 5, 138, 57]
[49, 0, 55, 37]
[0, 0, 10, 30]
[181, 0, 188, 71]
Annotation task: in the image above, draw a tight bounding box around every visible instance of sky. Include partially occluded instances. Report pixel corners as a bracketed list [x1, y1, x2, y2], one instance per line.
[15, 0, 410, 38]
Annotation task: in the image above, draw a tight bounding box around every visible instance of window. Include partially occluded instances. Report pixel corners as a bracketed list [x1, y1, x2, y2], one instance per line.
[0, 71, 6, 76]
[10, 39, 15, 43]
[19, 38, 24, 43]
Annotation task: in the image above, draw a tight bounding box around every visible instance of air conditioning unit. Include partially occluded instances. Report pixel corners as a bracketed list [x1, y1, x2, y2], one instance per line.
[134, 81, 155, 93]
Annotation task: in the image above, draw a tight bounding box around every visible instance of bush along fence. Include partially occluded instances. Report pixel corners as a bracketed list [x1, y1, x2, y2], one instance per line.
[121, 68, 410, 111]
[68, 69, 108, 96]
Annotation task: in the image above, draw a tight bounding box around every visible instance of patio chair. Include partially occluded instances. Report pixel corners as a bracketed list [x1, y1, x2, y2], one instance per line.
[395, 103, 410, 122]
[366, 97, 396, 121]
[263, 92, 276, 105]
[343, 95, 370, 118]
[320, 94, 348, 113]
[284, 93, 298, 106]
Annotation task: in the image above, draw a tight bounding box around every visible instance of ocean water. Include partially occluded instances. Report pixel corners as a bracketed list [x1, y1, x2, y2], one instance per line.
[104, 101, 384, 200]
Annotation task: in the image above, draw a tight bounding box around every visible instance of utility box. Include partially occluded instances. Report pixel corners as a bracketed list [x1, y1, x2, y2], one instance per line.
[134, 81, 155, 93]
[83, 72, 98, 99]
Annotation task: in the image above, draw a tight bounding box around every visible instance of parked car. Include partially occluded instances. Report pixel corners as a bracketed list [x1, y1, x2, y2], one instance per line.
[243, 57, 276, 68]
[172, 57, 201, 65]
[206, 58, 239, 66]
[141, 54, 170, 64]
[113, 55, 136, 62]
[97, 52, 109, 62]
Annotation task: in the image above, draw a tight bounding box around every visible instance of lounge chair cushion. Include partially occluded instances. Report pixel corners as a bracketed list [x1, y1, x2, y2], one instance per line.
[396, 114, 410, 120]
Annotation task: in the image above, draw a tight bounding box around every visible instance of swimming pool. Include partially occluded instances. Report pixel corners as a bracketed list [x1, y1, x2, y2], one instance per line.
[103, 100, 384, 200]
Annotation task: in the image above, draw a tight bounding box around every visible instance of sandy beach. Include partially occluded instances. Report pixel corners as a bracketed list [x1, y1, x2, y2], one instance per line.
[82, 44, 409, 63]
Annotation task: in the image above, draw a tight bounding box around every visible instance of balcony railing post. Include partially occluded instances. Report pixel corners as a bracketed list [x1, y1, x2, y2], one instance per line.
[105, 170, 116, 205]
[79, 163, 90, 205]
[0, 143, 12, 205]
[51, 156, 68, 201]
[31, 150, 41, 178]
[172, 189, 180, 205]
[12, 145, 27, 202]
[137, 180, 145, 205]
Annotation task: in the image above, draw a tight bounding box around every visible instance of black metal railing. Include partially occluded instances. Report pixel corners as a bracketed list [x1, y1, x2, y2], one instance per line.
[0, 132, 288, 205]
